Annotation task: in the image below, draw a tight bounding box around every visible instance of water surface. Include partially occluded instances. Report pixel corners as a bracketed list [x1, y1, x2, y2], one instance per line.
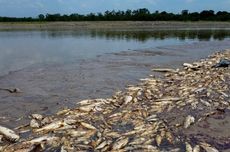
[0, 29, 230, 127]
[1, 29, 230, 76]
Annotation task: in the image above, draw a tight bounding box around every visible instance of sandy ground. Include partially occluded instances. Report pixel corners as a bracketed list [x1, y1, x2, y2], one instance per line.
[0, 21, 230, 30]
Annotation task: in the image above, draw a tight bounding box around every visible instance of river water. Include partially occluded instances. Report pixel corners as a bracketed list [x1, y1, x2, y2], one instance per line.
[0, 29, 230, 127]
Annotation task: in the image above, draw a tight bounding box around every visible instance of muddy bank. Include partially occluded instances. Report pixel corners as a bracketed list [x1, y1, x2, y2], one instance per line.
[0, 49, 229, 151]
[1, 21, 230, 30]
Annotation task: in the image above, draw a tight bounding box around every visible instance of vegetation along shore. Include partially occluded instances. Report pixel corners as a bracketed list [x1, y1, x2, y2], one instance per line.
[0, 49, 229, 151]
[0, 9, 230, 30]
[0, 9, 230, 22]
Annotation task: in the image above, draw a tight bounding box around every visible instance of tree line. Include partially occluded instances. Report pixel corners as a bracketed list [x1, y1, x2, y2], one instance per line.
[0, 9, 230, 22]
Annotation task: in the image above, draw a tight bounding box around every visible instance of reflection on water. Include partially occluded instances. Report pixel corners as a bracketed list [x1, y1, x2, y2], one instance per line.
[90, 30, 230, 41]
[5, 29, 229, 41]
[42, 29, 230, 41]
[0, 29, 230, 76]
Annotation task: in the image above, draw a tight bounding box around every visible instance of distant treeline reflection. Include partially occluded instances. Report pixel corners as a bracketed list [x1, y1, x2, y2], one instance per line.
[44, 30, 230, 42]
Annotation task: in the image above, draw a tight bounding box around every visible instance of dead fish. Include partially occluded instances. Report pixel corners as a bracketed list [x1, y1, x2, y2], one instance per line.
[156, 135, 162, 146]
[96, 140, 112, 150]
[193, 145, 200, 152]
[0, 88, 22, 93]
[160, 130, 166, 137]
[28, 135, 59, 144]
[141, 145, 159, 150]
[126, 86, 142, 91]
[67, 130, 88, 137]
[146, 114, 158, 122]
[112, 137, 129, 150]
[18, 129, 30, 134]
[95, 141, 107, 150]
[165, 131, 173, 143]
[169, 148, 181, 152]
[134, 124, 146, 130]
[14, 123, 30, 130]
[200, 143, 219, 152]
[30, 119, 40, 128]
[108, 112, 123, 118]
[79, 105, 95, 112]
[0, 125, 20, 142]
[3, 143, 42, 152]
[79, 102, 104, 112]
[34, 120, 65, 133]
[101, 145, 111, 152]
[183, 63, 193, 68]
[57, 109, 71, 115]
[0, 146, 4, 151]
[184, 115, 195, 129]
[80, 122, 97, 130]
[156, 97, 181, 102]
[31, 114, 43, 120]
[105, 132, 120, 138]
[0, 135, 3, 143]
[77, 99, 105, 106]
[140, 129, 157, 136]
[83, 130, 97, 139]
[124, 95, 133, 104]
[73, 144, 92, 150]
[60, 146, 67, 152]
[185, 142, 193, 152]
[77, 99, 94, 105]
[220, 91, 228, 97]
[200, 99, 211, 107]
[183, 63, 200, 70]
[123, 130, 141, 136]
[152, 68, 178, 73]
[194, 87, 206, 93]
[41, 117, 52, 126]
[129, 137, 146, 145]
[124, 145, 159, 151]
[63, 118, 78, 125]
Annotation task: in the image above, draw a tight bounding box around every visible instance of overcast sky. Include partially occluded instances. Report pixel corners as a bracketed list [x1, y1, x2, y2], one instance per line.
[0, 0, 229, 17]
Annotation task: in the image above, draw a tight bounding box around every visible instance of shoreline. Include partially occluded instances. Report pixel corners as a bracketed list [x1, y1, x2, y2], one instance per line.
[1, 29, 230, 130]
[0, 21, 230, 30]
[0, 49, 230, 151]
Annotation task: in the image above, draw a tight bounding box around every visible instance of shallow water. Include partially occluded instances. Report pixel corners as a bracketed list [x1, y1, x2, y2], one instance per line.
[1, 29, 230, 76]
[0, 29, 230, 127]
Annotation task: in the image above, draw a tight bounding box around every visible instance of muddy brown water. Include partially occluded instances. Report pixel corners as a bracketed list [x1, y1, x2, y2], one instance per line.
[0, 29, 230, 128]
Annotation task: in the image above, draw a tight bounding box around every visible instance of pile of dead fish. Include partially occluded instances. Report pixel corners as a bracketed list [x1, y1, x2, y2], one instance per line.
[1, 49, 230, 152]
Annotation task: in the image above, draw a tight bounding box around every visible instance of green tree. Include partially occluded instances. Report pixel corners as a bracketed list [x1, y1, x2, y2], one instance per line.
[38, 14, 45, 21]
[181, 10, 188, 15]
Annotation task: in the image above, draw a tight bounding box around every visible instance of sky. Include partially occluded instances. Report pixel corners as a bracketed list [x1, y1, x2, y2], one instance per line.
[0, 0, 229, 17]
